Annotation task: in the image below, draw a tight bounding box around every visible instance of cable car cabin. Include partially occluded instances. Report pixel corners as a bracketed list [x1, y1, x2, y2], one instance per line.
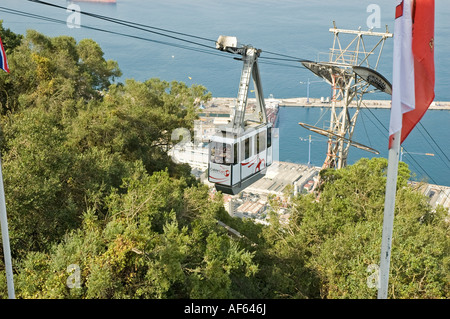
[209, 35, 272, 194]
[208, 122, 273, 195]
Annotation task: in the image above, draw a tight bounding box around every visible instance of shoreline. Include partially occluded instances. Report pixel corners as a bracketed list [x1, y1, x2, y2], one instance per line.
[207, 97, 450, 110]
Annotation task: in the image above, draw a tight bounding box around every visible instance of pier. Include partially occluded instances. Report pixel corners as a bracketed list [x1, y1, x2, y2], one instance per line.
[206, 97, 450, 110]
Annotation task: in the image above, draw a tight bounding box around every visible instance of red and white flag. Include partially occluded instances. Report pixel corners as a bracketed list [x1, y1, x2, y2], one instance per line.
[0, 36, 9, 73]
[389, 0, 435, 149]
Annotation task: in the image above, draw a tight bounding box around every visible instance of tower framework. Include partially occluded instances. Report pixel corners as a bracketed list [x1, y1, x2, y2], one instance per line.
[300, 22, 392, 170]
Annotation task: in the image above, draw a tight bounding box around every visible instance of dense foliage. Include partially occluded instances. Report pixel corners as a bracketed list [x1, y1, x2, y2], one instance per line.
[0, 24, 448, 299]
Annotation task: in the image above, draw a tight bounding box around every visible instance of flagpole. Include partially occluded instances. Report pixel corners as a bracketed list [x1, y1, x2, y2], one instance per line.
[377, 130, 401, 299]
[0, 35, 15, 299]
[0, 155, 15, 299]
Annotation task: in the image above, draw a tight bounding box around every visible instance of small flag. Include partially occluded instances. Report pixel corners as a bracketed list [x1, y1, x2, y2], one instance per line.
[0, 36, 10, 73]
[388, 0, 435, 149]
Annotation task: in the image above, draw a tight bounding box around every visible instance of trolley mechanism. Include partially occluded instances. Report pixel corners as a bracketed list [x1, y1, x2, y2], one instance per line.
[208, 36, 273, 195]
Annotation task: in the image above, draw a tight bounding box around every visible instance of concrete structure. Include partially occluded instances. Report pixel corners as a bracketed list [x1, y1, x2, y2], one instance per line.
[237, 200, 265, 216]
[208, 97, 450, 110]
[410, 182, 450, 210]
[244, 161, 320, 198]
[169, 142, 209, 171]
[277, 97, 450, 110]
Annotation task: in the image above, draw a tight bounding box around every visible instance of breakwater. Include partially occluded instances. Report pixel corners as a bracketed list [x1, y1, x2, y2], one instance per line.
[275, 97, 450, 110]
[206, 97, 450, 110]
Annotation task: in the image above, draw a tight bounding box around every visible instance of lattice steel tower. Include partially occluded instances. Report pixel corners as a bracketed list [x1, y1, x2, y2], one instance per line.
[299, 22, 393, 170]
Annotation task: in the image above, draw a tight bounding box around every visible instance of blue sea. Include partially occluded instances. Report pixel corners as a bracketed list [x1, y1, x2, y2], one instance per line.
[1, 0, 449, 186]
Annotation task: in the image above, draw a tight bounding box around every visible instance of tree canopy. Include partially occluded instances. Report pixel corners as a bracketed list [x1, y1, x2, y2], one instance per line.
[258, 158, 449, 299]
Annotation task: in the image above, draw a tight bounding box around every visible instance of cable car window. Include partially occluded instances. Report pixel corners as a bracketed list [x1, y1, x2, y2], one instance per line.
[210, 142, 233, 165]
[267, 127, 272, 148]
[258, 131, 266, 153]
[233, 143, 238, 164]
[224, 143, 234, 164]
[210, 143, 217, 162]
[243, 138, 250, 159]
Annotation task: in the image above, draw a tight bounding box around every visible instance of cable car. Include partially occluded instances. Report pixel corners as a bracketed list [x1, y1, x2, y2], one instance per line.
[208, 36, 273, 195]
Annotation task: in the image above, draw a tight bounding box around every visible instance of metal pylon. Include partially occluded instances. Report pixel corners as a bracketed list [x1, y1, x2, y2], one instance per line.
[301, 22, 392, 170]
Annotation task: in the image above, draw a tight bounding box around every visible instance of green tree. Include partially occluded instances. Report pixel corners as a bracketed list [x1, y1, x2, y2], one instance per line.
[264, 158, 449, 299]
[14, 169, 257, 299]
[0, 29, 121, 114]
[0, 20, 23, 51]
[1, 107, 79, 254]
[66, 78, 209, 177]
[0, 29, 211, 259]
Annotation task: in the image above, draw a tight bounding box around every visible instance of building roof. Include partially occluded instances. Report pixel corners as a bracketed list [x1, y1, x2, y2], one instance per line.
[245, 161, 319, 197]
[237, 200, 265, 215]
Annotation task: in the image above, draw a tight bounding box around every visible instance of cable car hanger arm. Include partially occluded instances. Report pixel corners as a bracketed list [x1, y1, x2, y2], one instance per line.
[216, 36, 268, 131]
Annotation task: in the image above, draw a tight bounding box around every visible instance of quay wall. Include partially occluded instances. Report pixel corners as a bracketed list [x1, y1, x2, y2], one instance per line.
[207, 97, 450, 110]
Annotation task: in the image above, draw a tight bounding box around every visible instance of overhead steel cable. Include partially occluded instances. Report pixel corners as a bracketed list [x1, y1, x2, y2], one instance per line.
[418, 122, 450, 170]
[360, 102, 390, 137]
[1, 6, 310, 73]
[263, 49, 307, 61]
[0, 7, 235, 61]
[27, 1, 218, 52]
[360, 102, 442, 185]
[362, 101, 450, 179]
[258, 60, 307, 70]
[28, 0, 217, 46]
[259, 56, 307, 63]
[28, 0, 312, 64]
[0, 6, 62, 25]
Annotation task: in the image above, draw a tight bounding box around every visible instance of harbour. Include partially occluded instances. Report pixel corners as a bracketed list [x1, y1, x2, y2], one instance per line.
[208, 97, 450, 110]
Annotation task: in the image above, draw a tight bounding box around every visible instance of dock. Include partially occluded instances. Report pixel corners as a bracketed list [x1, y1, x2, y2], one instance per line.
[206, 97, 450, 110]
